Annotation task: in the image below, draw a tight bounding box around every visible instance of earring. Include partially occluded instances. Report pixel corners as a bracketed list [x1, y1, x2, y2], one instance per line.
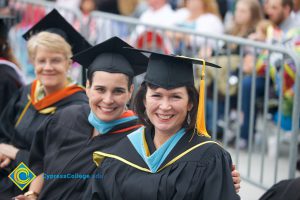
[144, 110, 150, 123]
[187, 112, 191, 125]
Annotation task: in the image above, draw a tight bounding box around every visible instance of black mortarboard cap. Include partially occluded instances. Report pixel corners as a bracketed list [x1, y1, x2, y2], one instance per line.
[0, 15, 14, 39]
[72, 36, 148, 78]
[22, 9, 91, 54]
[124, 48, 221, 89]
[0, 19, 8, 39]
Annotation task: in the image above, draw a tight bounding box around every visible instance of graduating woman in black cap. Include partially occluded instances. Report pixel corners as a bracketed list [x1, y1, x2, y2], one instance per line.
[0, 16, 25, 114]
[14, 36, 148, 200]
[0, 9, 90, 199]
[86, 50, 241, 199]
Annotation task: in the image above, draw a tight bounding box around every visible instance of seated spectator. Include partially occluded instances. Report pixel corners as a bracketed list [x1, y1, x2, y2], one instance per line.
[73, 0, 97, 44]
[130, 0, 176, 43]
[205, 0, 263, 138]
[171, 0, 224, 56]
[243, 19, 273, 74]
[226, 0, 263, 53]
[139, 0, 175, 27]
[0, 9, 90, 198]
[271, 27, 300, 130]
[239, 0, 300, 149]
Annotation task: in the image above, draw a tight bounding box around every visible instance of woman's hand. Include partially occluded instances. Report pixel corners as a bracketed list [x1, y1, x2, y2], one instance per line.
[0, 152, 11, 168]
[232, 165, 241, 193]
[13, 194, 37, 200]
[14, 191, 39, 200]
[0, 143, 19, 160]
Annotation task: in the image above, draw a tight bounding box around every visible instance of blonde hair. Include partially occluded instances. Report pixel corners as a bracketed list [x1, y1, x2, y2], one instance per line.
[27, 31, 72, 61]
[230, 0, 263, 37]
[202, 0, 221, 17]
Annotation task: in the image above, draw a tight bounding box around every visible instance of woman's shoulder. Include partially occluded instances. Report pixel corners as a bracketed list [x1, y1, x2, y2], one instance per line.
[54, 85, 88, 108]
[0, 60, 26, 85]
[62, 84, 88, 101]
[184, 133, 231, 163]
[11, 83, 31, 100]
[53, 103, 90, 124]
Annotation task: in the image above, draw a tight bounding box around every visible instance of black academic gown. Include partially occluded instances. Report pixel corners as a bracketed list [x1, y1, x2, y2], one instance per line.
[0, 83, 87, 199]
[259, 177, 300, 200]
[28, 104, 141, 200]
[0, 64, 23, 114]
[86, 128, 240, 200]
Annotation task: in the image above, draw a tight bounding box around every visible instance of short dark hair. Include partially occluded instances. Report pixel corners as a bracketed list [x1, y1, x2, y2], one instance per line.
[87, 70, 133, 90]
[133, 82, 199, 132]
[282, 0, 294, 10]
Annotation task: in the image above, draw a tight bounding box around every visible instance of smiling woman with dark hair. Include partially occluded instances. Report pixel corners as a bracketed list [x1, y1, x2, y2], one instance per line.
[86, 50, 240, 200]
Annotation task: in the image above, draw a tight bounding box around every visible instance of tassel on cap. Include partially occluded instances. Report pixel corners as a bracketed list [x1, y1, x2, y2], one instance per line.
[196, 59, 210, 138]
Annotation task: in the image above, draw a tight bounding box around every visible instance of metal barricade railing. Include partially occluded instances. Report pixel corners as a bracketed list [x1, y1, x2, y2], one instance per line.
[11, 0, 300, 190]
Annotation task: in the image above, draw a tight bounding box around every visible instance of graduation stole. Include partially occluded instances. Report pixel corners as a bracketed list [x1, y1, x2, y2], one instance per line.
[127, 127, 185, 173]
[30, 79, 84, 111]
[88, 110, 139, 135]
[15, 79, 84, 127]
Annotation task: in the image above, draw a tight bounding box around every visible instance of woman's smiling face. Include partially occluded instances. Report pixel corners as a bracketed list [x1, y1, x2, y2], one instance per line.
[86, 71, 133, 122]
[33, 46, 70, 94]
[144, 86, 192, 135]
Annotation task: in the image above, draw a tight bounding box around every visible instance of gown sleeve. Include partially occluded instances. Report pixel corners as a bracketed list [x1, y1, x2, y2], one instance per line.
[28, 116, 52, 176]
[84, 165, 106, 200]
[201, 145, 240, 200]
[259, 177, 300, 200]
[0, 89, 21, 144]
[0, 73, 19, 114]
[15, 149, 30, 165]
